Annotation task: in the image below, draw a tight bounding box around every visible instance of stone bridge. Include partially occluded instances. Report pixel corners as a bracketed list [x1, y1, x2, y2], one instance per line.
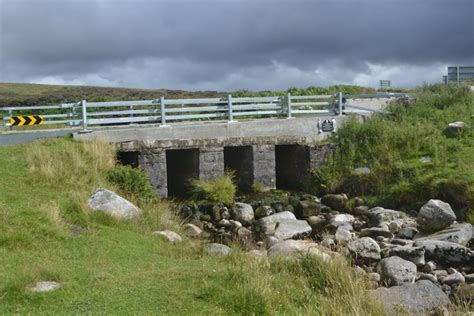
[74, 115, 345, 198]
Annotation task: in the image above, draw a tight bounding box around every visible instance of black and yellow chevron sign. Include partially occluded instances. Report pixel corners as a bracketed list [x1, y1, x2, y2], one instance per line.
[9, 115, 45, 126]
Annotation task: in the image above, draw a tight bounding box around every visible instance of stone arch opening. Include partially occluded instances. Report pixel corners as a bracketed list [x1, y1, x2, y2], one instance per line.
[224, 146, 254, 192]
[166, 148, 200, 198]
[275, 145, 311, 190]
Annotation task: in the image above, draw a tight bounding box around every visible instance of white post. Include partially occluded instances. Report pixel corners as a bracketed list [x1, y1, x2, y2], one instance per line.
[287, 92, 292, 118]
[160, 96, 166, 125]
[227, 94, 234, 122]
[337, 92, 343, 116]
[81, 100, 88, 130]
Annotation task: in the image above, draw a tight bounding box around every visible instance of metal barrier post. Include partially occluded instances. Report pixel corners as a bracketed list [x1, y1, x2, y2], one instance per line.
[337, 92, 343, 116]
[71, 102, 77, 127]
[287, 92, 292, 118]
[8, 110, 13, 130]
[79, 100, 92, 133]
[160, 96, 166, 125]
[227, 94, 234, 122]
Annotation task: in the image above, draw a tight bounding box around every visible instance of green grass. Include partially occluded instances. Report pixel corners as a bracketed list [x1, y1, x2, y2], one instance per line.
[191, 173, 237, 205]
[311, 84, 474, 218]
[0, 138, 383, 315]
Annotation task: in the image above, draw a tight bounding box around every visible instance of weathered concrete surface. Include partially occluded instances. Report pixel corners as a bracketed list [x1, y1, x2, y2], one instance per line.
[73, 116, 345, 148]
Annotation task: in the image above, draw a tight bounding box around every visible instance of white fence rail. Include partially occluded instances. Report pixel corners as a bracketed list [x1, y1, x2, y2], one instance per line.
[0, 92, 409, 131]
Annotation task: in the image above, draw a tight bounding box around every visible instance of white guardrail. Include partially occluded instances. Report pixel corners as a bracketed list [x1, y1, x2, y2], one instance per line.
[0, 92, 410, 131]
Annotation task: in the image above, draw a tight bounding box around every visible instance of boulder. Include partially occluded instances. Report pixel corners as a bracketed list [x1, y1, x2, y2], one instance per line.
[204, 243, 231, 256]
[231, 202, 254, 226]
[88, 188, 141, 219]
[248, 249, 267, 257]
[295, 200, 320, 218]
[321, 194, 348, 211]
[367, 207, 414, 228]
[306, 215, 328, 233]
[254, 211, 296, 237]
[182, 223, 203, 238]
[377, 256, 417, 286]
[370, 280, 450, 314]
[347, 237, 381, 262]
[152, 230, 182, 243]
[29, 281, 61, 293]
[417, 199, 456, 232]
[397, 226, 418, 240]
[335, 227, 353, 244]
[360, 227, 393, 239]
[388, 246, 425, 267]
[274, 219, 312, 240]
[413, 240, 473, 266]
[267, 240, 330, 261]
[414, 223, 472, 246]
[328, 214, 355, 230]
[254, 205, 275, 220]
[448, 121, 469, 135]
[440, 269, 465, 286]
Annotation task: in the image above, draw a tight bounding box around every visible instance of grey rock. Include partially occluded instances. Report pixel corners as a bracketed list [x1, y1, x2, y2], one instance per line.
[397, 226, 418, 239]
[321, 194, 348, 211]
[255, 205, 275, 220]
[433, 270, 448, 279]
[377, 256, 417, 286]
[306, 215, 327, 233]
[296, 200, 321, 218]
[368, 207, 414, 228]
[232, 202, 254, 225]
[360, 227, 394, 239]
[274, 219, 312, 240]
[418, 273, 437, 283]
[267, 240, 331, 261]
[254, 211, 296, 237]
[389, 246, 425, 267]
[448, 121, 469, 134]
[236, 227, 253, 242]
[152, 230, 182, 243]
[354, 166, 371, 174]
[229, 220, 242, 230]
[391, 238, 413, 246]
[369, 272, 381, 282]
[248, 249, 267, 257]
[419, 156, 432, 163]
[88, 188, 141, 219]
[352, 205, 369, 216]
[182, 223, 202, 238]
[328, 214, 355, 230]
[204, 243, 232, 256]
[413, 240, 473, 266]
[348, 237, 381, 262]
[420, 261, 437, 273]
[217, 219, 231, 227]
[414, 223, 472, 246]
[335, 227, 353, 244]
[440, 269, 465, 286]
[369, 280, 450, 314]
[29, 281, 61, 293]
[417, 199, 456, 232]
[320, 237, 335, 249]
[265, 236, 280, 249]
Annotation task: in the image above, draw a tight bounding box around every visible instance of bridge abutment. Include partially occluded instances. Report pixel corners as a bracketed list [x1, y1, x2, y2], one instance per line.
[252, 145, 276, 190]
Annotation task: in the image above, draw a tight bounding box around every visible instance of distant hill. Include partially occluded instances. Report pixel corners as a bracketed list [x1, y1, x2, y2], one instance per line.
[0, 83, 222, 107]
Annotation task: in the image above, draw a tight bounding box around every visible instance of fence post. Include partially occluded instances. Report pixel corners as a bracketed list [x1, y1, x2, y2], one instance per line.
[80, 100, 91, 132]
[337, 92, 343, 116]
[227, 94, 234, 122]
[287, 92, 292, 118]
[160, 96, 166, 125]
[8, 110, 13, 131]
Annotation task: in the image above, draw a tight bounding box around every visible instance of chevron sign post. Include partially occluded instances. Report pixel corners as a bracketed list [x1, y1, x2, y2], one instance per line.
[9, 115, 45, 126]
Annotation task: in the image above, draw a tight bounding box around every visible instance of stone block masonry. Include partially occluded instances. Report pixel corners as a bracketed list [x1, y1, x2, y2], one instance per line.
[252, 145, 276, 190]
[199, 147, 225, 181]
[138, 149, 168, 197]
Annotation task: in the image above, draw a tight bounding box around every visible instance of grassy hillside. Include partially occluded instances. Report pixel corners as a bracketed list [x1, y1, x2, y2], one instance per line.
[0, 83, 222, 108]
[311, 84, 474, 221]
[0, 138, 382, 315]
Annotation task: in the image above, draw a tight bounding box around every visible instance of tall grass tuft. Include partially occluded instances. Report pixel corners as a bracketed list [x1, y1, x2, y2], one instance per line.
[190, 172, 236, 205]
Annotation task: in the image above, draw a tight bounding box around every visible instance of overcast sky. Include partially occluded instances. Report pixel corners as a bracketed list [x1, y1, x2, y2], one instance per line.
[0, 0, 473, 91]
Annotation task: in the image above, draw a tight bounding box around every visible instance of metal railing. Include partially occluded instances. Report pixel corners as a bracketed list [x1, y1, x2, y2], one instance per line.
[0, 92, 409, 132]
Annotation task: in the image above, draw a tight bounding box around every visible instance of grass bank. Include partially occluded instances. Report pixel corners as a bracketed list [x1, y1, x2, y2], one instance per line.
[311, 84, 474, 220]
[0, 137, 382, 314]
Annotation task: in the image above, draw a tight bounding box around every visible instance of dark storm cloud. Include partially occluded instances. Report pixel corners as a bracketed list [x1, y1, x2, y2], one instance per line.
[0, 0, 473, 89]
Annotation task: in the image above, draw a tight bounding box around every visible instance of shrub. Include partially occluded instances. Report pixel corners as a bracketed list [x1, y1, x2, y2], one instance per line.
[106, 165, 157, 205]
[190, 173, 236, 205]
